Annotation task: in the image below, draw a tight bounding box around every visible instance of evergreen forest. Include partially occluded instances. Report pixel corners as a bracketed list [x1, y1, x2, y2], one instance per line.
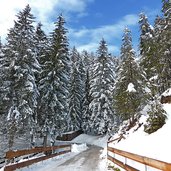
[0, 0, 170, 149]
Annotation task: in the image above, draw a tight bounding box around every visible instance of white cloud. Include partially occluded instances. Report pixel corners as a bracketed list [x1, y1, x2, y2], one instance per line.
[0, 0, 139, 55]
[76, 43, 97, 52]
[76, 43, 119, 55]
[69, 14, 139, 55]
[71, 14, 138, 39]
[0, 0, 93, 42]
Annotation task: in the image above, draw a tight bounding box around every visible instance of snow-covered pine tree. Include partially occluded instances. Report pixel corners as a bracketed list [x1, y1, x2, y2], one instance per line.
[0, 39, 13, 149]
[137, 7, 168, 133]
[34, 22, 49, 65]
[89, 39, 115, 135]
[0, 43, 5, 115]
[50, 14, 70, 134]
[81, 50, 92, 70]
[78, 52, 86, 117]
[144, 97, 167, 134]
[81, 51, 94, 133]
[0, 44, 8, 135]
[68, 47, 83, 131]
[138, 13, 157, 80]
[34, 22, 50, 144]
[34, 22, 49, 129]
[3, 5, 40, 148]
[141, 15, 167, 99]
[114, 28, 147, 126]
[139, 13, 154, 55]
[82, 69, 92, 133]
[39, 14, 70, 143]
[157, 0, 171, 93]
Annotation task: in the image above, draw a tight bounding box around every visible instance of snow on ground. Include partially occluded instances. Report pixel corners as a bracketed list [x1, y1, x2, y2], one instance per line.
[52, 146, 107, 171]
[72, 134, 108, 148]
[2, 108, 171, 171]
[1, 134, 108, 171]
[109, 103, 171, 170]
[0, 167, 4, 171]
[14, 143, 88, 171]
[2, 134, 108, 171]
[71, 143, 88, 153]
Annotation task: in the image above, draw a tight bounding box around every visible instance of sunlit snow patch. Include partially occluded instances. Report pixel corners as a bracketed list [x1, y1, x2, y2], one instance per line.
[71, 143, 88, 153]
[127, 83, 136, 92]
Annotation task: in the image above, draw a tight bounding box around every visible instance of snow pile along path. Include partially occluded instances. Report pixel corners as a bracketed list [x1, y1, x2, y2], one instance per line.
[12, 134, 108, 171]
[110, 103, 171, 165]
[71, 143, 88, 153]
[72, 134, 108, 148]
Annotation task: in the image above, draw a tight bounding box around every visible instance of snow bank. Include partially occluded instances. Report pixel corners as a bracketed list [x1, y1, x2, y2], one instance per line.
[100, 147, 107, 159]
[99, 148, 107, 171]
[163, 103, 171, 119]
[0, 166, 4, 171]
[109, 103, 171, 165]
[71, 143, 88, 153]
[72, 134, 108, 148]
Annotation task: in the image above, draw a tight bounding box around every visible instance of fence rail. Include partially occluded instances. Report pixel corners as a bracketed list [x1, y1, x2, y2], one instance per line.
[107, 144, 171, 171]
[4, 144, 71, 171]
[6, 144, 70, 160]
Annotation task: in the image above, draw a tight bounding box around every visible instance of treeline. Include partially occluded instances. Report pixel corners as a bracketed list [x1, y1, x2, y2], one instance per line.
[0, 0, 170, 149]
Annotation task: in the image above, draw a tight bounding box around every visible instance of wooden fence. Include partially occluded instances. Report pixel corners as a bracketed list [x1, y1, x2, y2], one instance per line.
[107, 143, 171, 171]
[4, 144, 71, 171]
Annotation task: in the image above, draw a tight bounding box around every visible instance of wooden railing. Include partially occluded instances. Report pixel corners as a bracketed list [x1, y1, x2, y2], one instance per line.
[107, 143, 171, 171]
[4, 144, 71, 171]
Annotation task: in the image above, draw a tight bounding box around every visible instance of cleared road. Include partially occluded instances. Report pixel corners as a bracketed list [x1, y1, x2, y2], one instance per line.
[53, 145, 106, 171]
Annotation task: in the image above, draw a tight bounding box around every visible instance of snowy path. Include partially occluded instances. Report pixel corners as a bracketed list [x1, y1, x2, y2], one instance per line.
[10, 134, 108, 171]
[54, 145, 106, 171]
[16, 145, 107, 171]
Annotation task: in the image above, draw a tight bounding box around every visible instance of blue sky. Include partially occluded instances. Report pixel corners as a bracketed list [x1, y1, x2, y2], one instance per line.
[0, 0, 163, 56]
[66, 0, 162, 55]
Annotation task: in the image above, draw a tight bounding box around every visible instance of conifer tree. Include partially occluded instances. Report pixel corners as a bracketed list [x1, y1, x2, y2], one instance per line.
[138, 13, 157, 80]
[34, 22, 49, 134]
[3, 5, 40, 148]
[81, 51, 93, 133]
[82, 50, 92, 70]
[89, 39, 115, 135]
[144, 97, 167, 134]
[68, 47, 83, 131]
[82, 69, 91, 133]
[39, 14, 70, 143]
[34, 22, 49, 65]
[0, 41, 12, 147]
[0, 45, 5, 115]
[114, 28, 147, 125]
[157, 0, 171, 93]
[139, 13, 154, 55]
